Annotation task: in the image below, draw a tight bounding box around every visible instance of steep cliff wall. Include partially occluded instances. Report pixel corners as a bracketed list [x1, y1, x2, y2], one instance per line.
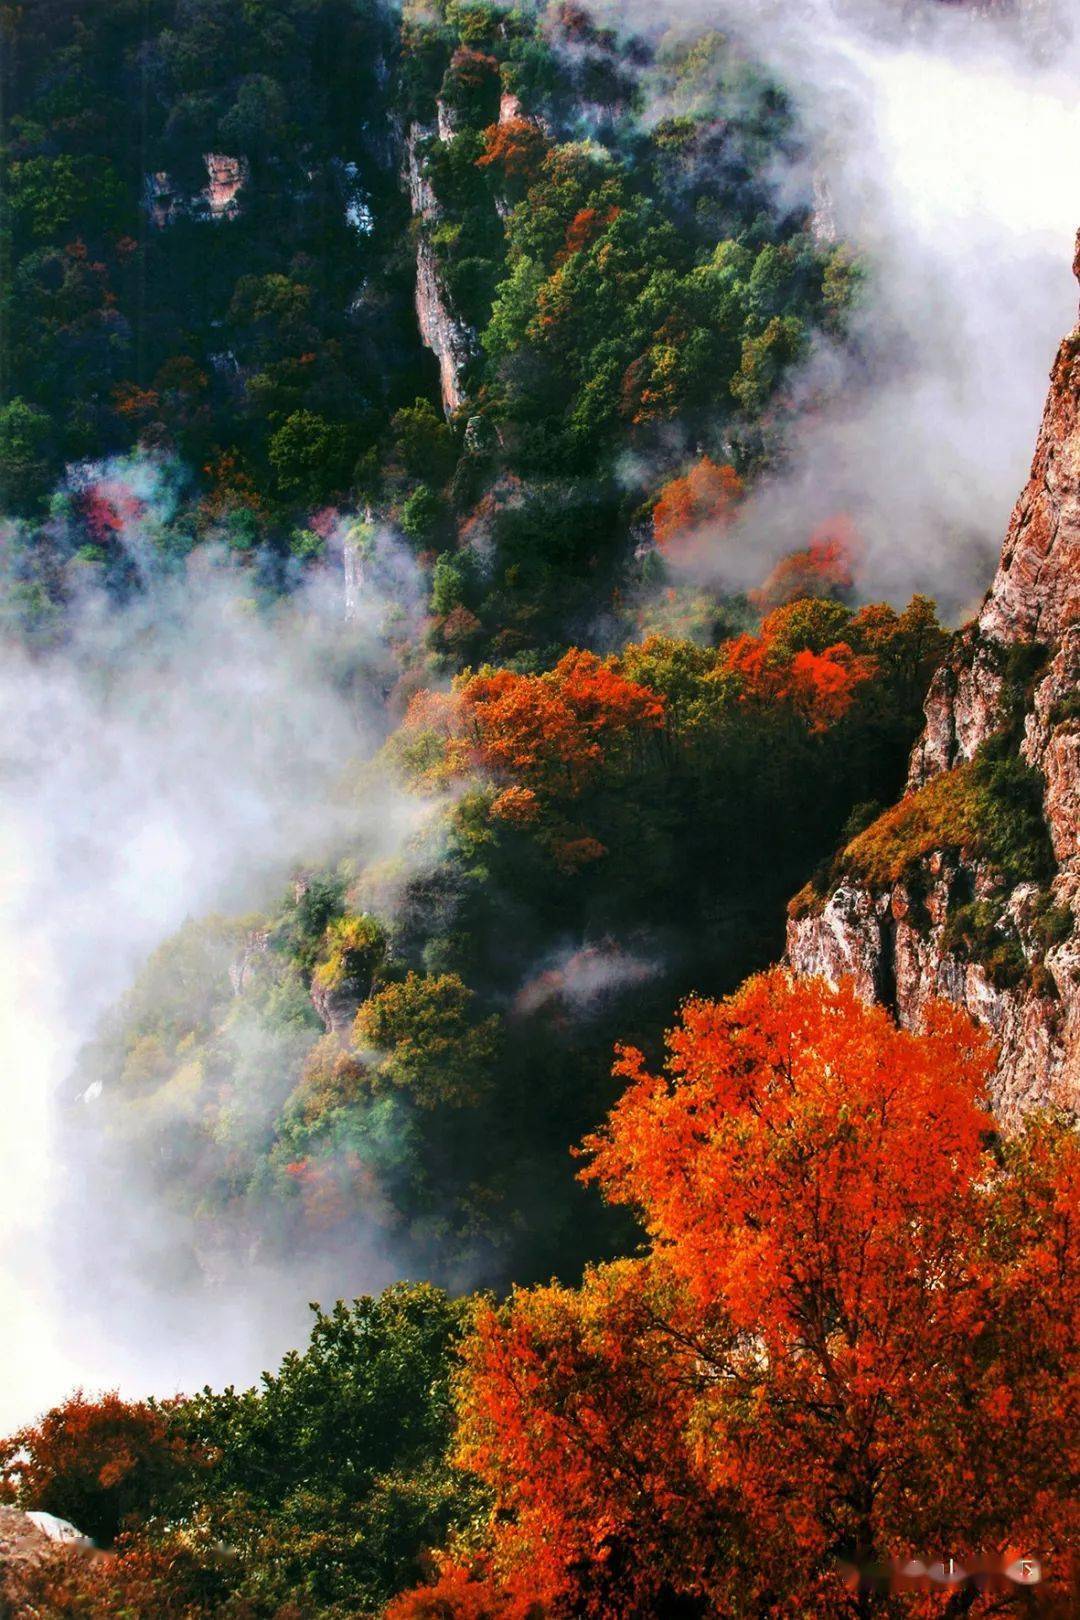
[788, 234, 1080, 1120]
[405, 117, 478, 416]
[404, 89, 539, 415]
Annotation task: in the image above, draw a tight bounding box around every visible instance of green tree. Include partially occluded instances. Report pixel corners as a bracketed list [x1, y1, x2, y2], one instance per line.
[731, 313, 806, 411]
[390, 398, 457, 485]
[6, 154, 124, 240]
[312, 913, 391, 1006]
[431, 549, 468, 615]
[269, 410, 354, 504]
[401, 482, 445, 544]
[218, 73, 289, 154]
[354, 971, 501, 1109]
[0, 398, 53, 511]
[174, 1285, 482, 1615]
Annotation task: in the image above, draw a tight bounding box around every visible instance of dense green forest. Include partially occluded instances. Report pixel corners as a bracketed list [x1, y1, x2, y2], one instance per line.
[0, 0, 853, 649]
[2, 2, 1076, 1617]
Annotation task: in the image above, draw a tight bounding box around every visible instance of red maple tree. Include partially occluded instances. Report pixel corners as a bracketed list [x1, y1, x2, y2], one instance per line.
[392, 971, 1080, 1617]
[753, 515, 860, 610]
[476, 118, 549, 190]
[725, 598, 875, 731]
[652, 456, 744, 556]
[555, 204, 622, 264]
[1, 1392, 201, 1546]
[405, 650, 664, 805]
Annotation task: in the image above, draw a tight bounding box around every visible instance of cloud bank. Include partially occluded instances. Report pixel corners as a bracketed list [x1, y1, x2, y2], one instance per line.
[623, 0, 1080, 613]
[0, 537, 425, 1429]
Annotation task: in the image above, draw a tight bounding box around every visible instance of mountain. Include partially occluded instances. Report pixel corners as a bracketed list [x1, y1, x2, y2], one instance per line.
[788, 232, 1080, 1120]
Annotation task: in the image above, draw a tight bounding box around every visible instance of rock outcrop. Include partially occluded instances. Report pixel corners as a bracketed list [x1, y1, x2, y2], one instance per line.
[404, 89, 541, 414]
[310, 972, 365, 1035]
[788, 233, 1080, 1120]
[405, 119, 478, 415]
[143, 154, 248, 227]
[200, 153, 248, 220]
[229, 927, 270, 996]
[344, 522, 367, 623]
[0, 1509, 93, 1616]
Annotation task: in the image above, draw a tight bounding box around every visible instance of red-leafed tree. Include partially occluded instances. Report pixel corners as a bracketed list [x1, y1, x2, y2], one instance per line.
[753, 515, 860, 610]
[78, 479, 145, 547]
[399, 651, 664, 871]
[393, 971, 1080, 1617]
[556, 204, 621, 263]
[405, 649, 664, 805]
[462, 652, 663, 796]
[442, 47, 501, 122]
[652, 456, 744, 554]
[726, 597, 875, 731]
[1, 1392, 201, 1546]
[476, 118, 549, 192]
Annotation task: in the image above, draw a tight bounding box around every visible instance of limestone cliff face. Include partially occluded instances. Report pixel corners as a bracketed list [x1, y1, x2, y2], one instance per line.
[201, 153, 248, 219]
[788, 235, 1080, 1120]
[143, 154, 248, 227]
[405, 116, 478, 416]
[405, 90, 536, 414]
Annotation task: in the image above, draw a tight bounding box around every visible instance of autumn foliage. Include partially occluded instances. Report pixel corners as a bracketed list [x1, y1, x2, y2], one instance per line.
[753, 515, 859, 610]
[406, 649, 665, 805]
[1, 1392, 200, 1545]
[397, 972, 1080, 1616]
[725, 597, 876, 730]
[466, 651, 663, 793]
[652, 455, 744, 555]
[477, 118, 549, 189]
[557, 204, 622, 264]
[77, 479, 145, 547]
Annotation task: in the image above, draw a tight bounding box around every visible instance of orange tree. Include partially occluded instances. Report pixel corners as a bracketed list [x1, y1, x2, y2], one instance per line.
[392, 971, 1079, 1617]
[652, 456, 744, 554]
[462, 649, 665, 800]
[724, 597, 876, 731]
[476, 118, 550, 196]
[753, 516, 859, 611]
[0, 1392, 201, 1546]
[400, 648, 665, 865]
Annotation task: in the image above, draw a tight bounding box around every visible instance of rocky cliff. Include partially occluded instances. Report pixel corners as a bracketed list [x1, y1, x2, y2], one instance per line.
[405, 117, 478, 416]
[404, 90, 539, 415]
[788, 233, 1080, 1120]
[143, 153, 248, 227]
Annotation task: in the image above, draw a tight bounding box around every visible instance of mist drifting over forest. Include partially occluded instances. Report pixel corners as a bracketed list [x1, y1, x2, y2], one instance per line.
[2, 0, 1078, 1428]
[0, 2, 1077, 1614]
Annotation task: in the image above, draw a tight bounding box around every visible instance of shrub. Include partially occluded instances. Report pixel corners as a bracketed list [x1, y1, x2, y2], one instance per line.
[354, 972, 501, 1109]
[312, 913, 391, 1001]
[842, 746, 1053, 892]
